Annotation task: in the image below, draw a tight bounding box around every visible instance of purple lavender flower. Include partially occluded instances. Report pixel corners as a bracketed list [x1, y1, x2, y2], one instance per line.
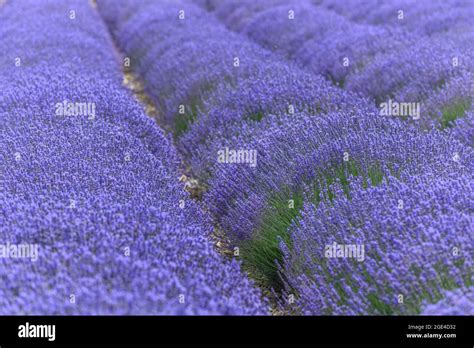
[180, 63, 372, 178]
[318, 0, 474, 36]
[297, 25, 417, 86]
[98, 0, 275, 132]
[345, 36, 470, 103]
[279, 174, 473, 315]
[421, 287, 474, 315]
[452, 109, 474, 148]
[205, 108, 473, 243]
[203, 0, 473, 127]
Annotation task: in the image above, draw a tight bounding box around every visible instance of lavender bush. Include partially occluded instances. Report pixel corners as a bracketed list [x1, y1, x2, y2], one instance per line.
[317, 0, 474, 36]
[98, 0, 276, 135]
[278, 173, 473, 314]
[206, 0, 473, 128]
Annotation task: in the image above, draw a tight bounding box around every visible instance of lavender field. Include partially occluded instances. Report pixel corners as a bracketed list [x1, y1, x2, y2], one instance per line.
[0, 0, 473, 316]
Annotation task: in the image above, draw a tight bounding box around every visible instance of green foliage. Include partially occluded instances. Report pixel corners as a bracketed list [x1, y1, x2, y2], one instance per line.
[173, 82, 217, 137]
[240, 160, 385, 291]
[241, 189, 303, 290]
[173, 97, 201, 137]
[440, 97, 472, 129]
[246, 110, 264, 122]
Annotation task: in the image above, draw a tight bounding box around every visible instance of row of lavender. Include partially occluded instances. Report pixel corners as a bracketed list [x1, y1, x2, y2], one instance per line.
[198, 0, 473, 140]
[317, 0, 473, 35]
[0, 0, 266, 314]
[97, 0, 473, 314]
